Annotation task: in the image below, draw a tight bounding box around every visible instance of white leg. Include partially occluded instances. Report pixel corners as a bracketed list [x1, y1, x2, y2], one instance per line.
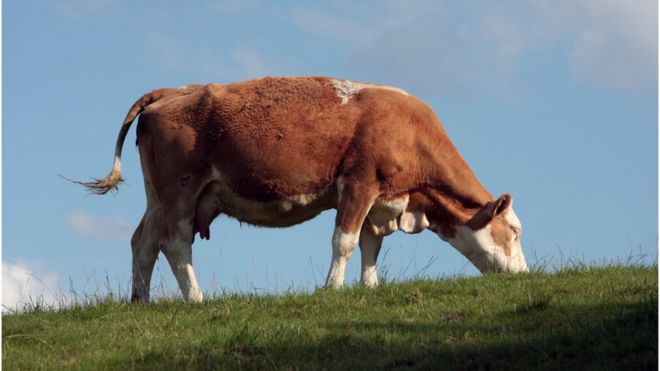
[162, 241, 203, 302]
[325, 226, 359, 288]
[359, 225, 383, 287]
[161, 219, 203, 302]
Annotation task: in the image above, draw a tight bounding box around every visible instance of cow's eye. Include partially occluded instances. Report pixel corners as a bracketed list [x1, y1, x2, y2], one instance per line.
[510, 226, 521, 241]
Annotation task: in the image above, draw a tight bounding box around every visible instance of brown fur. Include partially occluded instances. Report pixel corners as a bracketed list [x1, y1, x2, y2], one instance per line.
[81, 76, 514, 300]
[84, 76, 497, 235]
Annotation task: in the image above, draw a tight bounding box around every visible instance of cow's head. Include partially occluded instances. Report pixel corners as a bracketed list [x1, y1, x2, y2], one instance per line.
[443, 194, 529, 273]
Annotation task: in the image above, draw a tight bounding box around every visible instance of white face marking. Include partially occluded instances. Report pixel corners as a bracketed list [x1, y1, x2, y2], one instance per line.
[504, 207, 527, 271]
[449, 225, 501, 272]
[505, 208, 522, 241]
[447, 224, 528, 273]
[331, 79, 409, 104]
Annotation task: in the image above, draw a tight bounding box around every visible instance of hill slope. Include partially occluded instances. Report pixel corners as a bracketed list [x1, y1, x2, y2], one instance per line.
[3, 266, 657, 370]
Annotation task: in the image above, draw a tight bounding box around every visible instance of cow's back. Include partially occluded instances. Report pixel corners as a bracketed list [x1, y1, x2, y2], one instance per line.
[135, 76, 466, 208]
[209, 77, 365, 200]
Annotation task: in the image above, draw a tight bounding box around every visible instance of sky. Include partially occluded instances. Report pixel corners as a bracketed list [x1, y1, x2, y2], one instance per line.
[3, 0, 658, 311]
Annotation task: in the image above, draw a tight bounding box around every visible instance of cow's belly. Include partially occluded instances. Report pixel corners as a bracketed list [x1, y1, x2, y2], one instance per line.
[194, 176, 336, 234]
[219, 188, 334, 227]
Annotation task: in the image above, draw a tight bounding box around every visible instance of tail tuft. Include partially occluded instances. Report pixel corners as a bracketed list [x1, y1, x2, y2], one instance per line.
[70, 86, 197, 197]
[62, 171, 124, 195]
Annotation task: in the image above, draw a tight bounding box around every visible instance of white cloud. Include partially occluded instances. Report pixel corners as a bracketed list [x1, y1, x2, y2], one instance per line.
[212, 0, 259, 14]
[293, 1, 657, 95]
[54, 0, 116, 20]
[145, 31, 273, 81]
[66, 211, 133, 241]
[147, 32, 192, 73]
[568, 0, 657, 92]
[2, 261, 67, 312]
[231, 47, 269, 79]
[478, 0, 657, 93]
[292, 8, 357, 39]
[292, 3, 521, 95]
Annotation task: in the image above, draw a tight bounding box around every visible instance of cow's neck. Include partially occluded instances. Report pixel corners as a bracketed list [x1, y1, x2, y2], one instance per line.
[413, 155, 492, 238]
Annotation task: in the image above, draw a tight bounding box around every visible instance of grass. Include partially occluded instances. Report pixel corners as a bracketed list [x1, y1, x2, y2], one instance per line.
[2, 265, 657, 370]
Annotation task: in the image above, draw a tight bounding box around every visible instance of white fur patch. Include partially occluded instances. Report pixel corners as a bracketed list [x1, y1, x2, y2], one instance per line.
[326, 227, 360, 288]
[207, 166, 327, 226]
[448, 225, 501, 272]
[332, 80, 360, 104]
[506, 208, 522, 233]
[164, 235, 203, 302]
[288, 193, 318, 206]
[398, 211, 429, 234]
[331, 79, 409, 104]
[359, 229, 382, 287]
[112, 154, 122, 174]
[366, 195, 409, 235]
[448, 224, 527, 273]
[332, 227, 359, 255]
[361, 265, 378, 287]
[175, 263, 203, 303]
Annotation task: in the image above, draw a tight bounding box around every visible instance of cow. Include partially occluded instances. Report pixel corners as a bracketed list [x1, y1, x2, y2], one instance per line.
[77, 76, 528, 303]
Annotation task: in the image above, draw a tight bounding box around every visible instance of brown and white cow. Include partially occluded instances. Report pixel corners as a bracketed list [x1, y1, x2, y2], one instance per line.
[78, 76, 528, 302]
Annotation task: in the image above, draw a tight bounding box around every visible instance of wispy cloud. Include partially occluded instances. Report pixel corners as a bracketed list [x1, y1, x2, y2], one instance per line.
[231, 47, 269, 79]
[66, 211, 133, 241]
[2, 261, 67, 312]
[53, 0, 116, 20]
[567, 0, 657, 93]
[145, 31, 273, 81]
[292, 1, 657, 95]
[212, 0, 260, 14]
[292, 7, 357, 39]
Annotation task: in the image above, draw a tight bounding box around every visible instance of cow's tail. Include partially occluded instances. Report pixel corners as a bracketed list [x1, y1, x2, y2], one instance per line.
[73, 87, 195, 195]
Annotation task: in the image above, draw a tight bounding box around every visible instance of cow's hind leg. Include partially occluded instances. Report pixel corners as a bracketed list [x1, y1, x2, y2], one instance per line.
[130, 209, 162, 302]
[161, 217, 203, 302]
[325, 181, 378, 288]
[359, 224, 384, 287]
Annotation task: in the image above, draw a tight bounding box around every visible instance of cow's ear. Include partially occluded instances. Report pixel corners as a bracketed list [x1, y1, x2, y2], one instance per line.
[466, 194, 513, 230]
[491, 194, 512, 217]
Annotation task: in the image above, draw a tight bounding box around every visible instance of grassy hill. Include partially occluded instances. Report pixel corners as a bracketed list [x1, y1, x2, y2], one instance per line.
[3, 265, 657, 370]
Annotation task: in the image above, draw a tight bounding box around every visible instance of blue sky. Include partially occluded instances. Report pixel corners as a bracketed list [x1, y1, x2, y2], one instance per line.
[3, 0, 658, 310]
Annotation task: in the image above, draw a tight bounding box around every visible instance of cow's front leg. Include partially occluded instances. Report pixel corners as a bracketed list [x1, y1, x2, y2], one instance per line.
[325, 181, 377, 288]
[325, 225, 360, 288]
[359, 224, 384, 287]
[161, 218, 203, 302]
